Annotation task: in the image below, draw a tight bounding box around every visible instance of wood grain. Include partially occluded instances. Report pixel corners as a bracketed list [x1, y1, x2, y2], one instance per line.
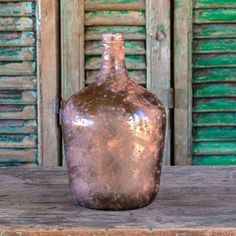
[39, 0, 60, 166]
[0, 166, 235, 231]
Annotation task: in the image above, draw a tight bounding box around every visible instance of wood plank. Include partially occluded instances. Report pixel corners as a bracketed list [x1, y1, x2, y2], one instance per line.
[85, 40, 145, 55]
[193, 53, 236, 68]
[0, 133, 36, 148]
[193, 84, 236, 98]
[146, 0, 170, 165]
[193, 98, 236, 112]
[193, 0, 236, 8]
[86, 70, 146, 84]
[85, 55, 146, 70]
[0, 32, 35, 46]
[193, 155, 236, 165]
[0, 90, 36, 104]
[193, 113, 236, 126]
[193, 24, 236, 39]
[0, 17, 33, 31]
[194, 127, 236, 140]
[193, 39, 236, 53]
[174, 0, 193, 165]
[85, 11, 145, 26]
[0, 2, 34, 16]
[193, 9, 236, 23]
[85, 0, 145, 11]
[40, 0, 60, 166]
[0, 62, 35, 75]
[0, 76, 36, 90]
[0, 167, 236, 229]
[0, 120, 36, 133]
[0, 148, 36, 163]
[85, 26, 145, 40]
[193, 68, 236, 83]
[0, 105, 36, 119]
[0, 47, 35, 61]
[193, 141, 236, 155]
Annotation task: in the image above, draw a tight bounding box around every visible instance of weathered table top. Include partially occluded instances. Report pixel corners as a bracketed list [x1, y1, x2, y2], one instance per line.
[0, 167, 236, 235]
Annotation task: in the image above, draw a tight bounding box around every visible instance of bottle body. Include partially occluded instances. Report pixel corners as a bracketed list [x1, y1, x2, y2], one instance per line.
[62, 33, 166, 210]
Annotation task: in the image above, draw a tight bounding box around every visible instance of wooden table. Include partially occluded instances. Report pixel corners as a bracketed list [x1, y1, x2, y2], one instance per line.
[0, 167, 236, 235]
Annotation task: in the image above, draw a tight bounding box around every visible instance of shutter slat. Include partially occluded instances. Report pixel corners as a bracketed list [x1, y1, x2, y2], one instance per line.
[0, 32, 35, 46]
[86, 70, 146, 84]
[193, 113, 236, 126]
[194, 24, 236, 39]
[0, 47, 35, 61]
[0, 62, 35, 75]
[193, 84, 236, 98]
[85, 0, 145, 11]
[193, 68, 236, 83]
[85, 40, 145, 55]
[193, 9, 236, 23]
[0, 133, 36, 148]
[0, 148, 36, 163]
[0, 90, 36, 104]
[85, 26, 145, 40]
[0, 2, 34, 16]
[0, 76, 36, 90]
[85, 11, 145, 26]
[193, 155, 236, 165]
[0, 17, 33, 31]
[0, 105, 36, 119]
[193, 0, 236, 8]
[0, 120, 36, 133]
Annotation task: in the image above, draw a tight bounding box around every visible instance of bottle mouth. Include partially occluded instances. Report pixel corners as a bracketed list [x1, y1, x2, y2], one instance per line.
[102, 33, 124, 43]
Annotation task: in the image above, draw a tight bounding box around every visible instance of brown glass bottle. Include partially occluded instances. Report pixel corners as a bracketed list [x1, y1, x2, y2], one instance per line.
[62, 33, 166, 210]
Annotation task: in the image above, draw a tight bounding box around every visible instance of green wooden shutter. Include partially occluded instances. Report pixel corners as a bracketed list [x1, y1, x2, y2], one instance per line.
[174, 0, 236, 165]
[0, 1, 38, 166]
[61, 0, 171, 165]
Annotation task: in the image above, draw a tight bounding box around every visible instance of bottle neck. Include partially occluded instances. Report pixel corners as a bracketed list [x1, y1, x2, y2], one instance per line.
[97, 34, 127, 83]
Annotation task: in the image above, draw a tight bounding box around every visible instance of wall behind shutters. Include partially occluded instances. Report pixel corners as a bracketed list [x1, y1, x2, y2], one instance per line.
[0, 0, 38, 166]
[192, 0, 236, 165]
[61, 0, 171, 165]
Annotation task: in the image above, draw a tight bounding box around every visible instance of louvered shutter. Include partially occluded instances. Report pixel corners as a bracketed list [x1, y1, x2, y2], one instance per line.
[0, 1, 38, 166]
[175, 0, 236, 165]
[61, 0, 171, 165]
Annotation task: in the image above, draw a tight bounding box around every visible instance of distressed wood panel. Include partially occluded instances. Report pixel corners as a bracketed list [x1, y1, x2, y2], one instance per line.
[0, 133, 36, 148]
[193, 141, 236, 155]
[194, 127, 236, 140]
[193, 68, 236, 83]
[193, 0, 236, 8]
[0, 2, 34, 16]
[0, 32, 35, 46]
[193, 155, 236, 165]
[194, 24, 236, 39]
[193, 9, 236, 23]
[0, 148, 36, 163]
[193, 98, 236, 112]
[0, 76, 36, 90]
[0, 46, 35, 61]
[0, 61, 35, 75]
[193, 39, 236, 53]
[0, 105, 36, 119]
[85, 40, 145, 55]
[0, 17, 33, 31]
[85, 0, 145, 11]
[85, 26, 145, 40]
[193, 84, 236, 97]
[0, 167, 236, 229]
[0, 90, 36, 104]
[0, 120, 36, 133]
[85, 11, 145, 26]
[86, 70, 146, 84]
[193, 54, 236, 68]
[85, 55, 146, 70]
[193, 113, 236, 126]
